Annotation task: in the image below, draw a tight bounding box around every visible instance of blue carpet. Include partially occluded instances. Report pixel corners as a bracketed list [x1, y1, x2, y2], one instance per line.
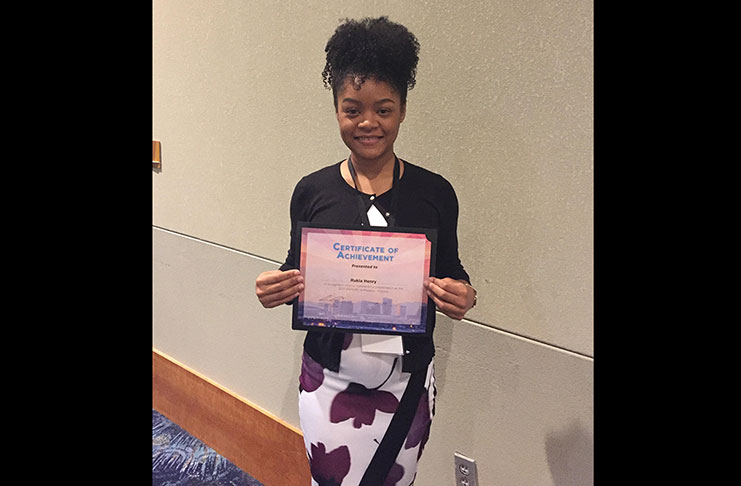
[152, 409, 263, 486]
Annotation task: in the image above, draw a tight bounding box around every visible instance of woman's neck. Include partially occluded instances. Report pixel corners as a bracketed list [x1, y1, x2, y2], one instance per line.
[344, 152, 402, 195]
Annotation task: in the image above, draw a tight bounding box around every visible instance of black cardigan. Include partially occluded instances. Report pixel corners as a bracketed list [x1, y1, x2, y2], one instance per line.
[280, 159, 470, 372]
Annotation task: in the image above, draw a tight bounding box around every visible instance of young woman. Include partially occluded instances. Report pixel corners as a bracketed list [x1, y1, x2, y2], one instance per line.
[255, 16, 476, 486]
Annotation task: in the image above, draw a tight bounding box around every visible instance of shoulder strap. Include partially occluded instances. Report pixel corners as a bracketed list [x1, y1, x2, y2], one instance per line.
[358, 367, 426, 486]
[347, 155, 401, 227]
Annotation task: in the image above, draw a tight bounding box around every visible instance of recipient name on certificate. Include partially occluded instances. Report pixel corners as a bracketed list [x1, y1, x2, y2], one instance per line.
[292, 223, 437, 336]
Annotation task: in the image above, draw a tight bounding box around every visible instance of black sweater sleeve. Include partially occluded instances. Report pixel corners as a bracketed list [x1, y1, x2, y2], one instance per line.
[278, 176, 308, 272]
[433, 176, 470, 284]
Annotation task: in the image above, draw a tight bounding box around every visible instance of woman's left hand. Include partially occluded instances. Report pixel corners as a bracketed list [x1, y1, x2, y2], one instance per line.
[425, 277, 476, 320]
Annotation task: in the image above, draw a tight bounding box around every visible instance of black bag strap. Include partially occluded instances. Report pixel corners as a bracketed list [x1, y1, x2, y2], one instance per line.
[350, 153, 418, 484]
[359, 366, 427, 486]
[347, 155, 401, 227]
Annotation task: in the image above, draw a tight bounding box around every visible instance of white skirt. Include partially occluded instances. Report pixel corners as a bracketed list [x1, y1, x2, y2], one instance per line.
[298, 333, 436, 486]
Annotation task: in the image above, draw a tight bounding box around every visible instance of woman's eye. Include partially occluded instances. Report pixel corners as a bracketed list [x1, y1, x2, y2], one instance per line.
[344, 108, 359, 116]
[378, 108, 391, 115]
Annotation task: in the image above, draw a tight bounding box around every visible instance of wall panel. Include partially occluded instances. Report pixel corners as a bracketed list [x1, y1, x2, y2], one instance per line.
[153, 227, 592, 485]
[153, 0, 593, 355]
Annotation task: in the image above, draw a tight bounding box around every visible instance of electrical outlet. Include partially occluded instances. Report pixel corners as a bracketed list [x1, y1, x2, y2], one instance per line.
[454, 452, 479, 486]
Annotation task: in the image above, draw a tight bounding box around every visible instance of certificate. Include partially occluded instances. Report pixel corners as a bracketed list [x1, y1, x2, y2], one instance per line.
[292, 222, 437, 336]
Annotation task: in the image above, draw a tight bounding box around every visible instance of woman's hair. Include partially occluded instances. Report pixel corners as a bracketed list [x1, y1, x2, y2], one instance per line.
[322, 16, 420, 107]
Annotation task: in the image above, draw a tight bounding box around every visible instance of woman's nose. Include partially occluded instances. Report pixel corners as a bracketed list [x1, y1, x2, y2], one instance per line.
[358, 114, 377, 128]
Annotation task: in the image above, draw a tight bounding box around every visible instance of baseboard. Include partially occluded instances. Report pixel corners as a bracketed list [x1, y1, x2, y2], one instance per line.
[152, 348, 311, 486]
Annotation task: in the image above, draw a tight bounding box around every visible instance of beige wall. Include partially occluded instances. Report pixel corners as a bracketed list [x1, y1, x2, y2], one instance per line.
[153, 0, 592, 484]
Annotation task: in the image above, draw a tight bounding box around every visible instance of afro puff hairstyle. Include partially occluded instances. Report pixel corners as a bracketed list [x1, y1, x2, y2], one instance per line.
[322, 16, 420, 108]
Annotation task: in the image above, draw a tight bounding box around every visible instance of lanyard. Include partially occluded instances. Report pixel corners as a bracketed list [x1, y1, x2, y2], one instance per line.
[347, 154, 401, 228]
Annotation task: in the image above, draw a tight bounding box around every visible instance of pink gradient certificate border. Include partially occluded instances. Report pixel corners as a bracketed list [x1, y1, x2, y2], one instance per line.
[292, 223, 436, 336]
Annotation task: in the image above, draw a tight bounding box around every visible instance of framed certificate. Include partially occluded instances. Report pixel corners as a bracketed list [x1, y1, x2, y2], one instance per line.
[292, 222, 437, 337]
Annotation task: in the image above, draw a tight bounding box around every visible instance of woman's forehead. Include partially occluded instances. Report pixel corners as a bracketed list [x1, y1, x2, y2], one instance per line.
[337, 76, 400, 102]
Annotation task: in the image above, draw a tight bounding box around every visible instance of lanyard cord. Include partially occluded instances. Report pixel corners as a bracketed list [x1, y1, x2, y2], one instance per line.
[347, 154, 401, 228]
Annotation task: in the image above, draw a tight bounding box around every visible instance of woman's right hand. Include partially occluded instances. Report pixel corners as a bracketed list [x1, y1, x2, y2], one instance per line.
[255, 269, 304, 308]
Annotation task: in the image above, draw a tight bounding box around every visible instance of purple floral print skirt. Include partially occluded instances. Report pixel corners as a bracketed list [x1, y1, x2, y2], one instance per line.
[298, 333, 436, 486]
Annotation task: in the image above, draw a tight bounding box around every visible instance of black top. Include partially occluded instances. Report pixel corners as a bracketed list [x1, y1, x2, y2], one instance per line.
[280, 159, 470, 372]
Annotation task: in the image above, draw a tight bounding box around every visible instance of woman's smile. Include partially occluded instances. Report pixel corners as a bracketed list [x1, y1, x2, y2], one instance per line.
[355, 135, 383, 145]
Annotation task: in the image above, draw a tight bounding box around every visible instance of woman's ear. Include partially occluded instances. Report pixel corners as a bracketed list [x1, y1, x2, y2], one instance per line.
[400, 103, 406, 123]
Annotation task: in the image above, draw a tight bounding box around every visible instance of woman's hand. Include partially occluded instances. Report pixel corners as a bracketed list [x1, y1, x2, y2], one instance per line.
[425, 277, 476, 320]
[255, 269, 304, 308]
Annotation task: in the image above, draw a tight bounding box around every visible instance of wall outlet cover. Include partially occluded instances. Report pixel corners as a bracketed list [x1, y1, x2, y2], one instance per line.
[454, 451, 479, 486]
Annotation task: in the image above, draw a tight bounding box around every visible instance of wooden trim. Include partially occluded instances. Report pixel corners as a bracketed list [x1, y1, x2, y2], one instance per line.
[152, 348, 311, 486]
[152, 140, 162, 169]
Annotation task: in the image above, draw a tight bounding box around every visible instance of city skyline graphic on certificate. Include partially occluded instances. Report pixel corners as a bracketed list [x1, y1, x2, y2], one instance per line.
[297, 227, 432, 334]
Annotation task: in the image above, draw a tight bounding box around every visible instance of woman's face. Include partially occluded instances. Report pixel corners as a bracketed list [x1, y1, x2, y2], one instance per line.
[335, 77, 406, 165]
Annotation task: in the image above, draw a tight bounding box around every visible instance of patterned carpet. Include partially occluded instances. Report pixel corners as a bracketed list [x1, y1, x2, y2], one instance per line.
[152, 409, 263, 486]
